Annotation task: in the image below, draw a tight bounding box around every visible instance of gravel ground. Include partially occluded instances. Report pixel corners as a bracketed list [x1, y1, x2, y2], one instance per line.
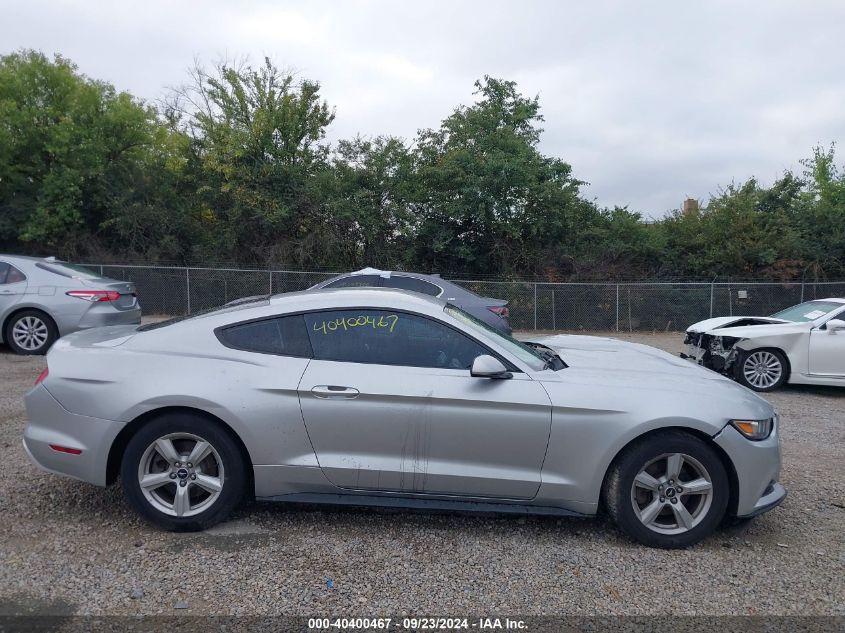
[0, 331, 843, 616]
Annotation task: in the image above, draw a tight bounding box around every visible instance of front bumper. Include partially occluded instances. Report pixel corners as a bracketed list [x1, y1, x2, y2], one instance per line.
[713, 422, 786, 517]
[23, 384, 123, 486]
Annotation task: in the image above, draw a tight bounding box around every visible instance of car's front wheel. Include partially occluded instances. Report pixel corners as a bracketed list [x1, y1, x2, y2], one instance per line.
[121, 413, 247, 531]
[735, 349, 788, 392]
[604, 431, 729, 548]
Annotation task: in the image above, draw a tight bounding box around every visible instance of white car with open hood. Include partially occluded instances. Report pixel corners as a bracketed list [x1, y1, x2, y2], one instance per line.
[682, 298, 845, 391]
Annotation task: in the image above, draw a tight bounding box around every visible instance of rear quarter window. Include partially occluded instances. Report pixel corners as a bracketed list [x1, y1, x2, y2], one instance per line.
[217, 315, 312, 357]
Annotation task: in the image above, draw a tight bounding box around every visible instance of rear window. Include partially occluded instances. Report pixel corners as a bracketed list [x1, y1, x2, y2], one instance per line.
[138, 297, 271, 332]
[383, 275, 442, 297]
[324, 275, 383, 289]
[36, 261, 100, 279]
[218, 315, 312, 357]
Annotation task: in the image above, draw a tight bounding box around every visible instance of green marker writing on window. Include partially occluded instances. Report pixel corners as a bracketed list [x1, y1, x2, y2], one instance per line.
[312, 314, 399, 335]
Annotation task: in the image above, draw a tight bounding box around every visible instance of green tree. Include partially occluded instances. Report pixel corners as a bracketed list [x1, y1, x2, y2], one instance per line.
[0, 50, 183, 258]
[169, 57, 335, 264]
[412, 76, 591, 276]
[658, 177, 803, 279]
[308, 135, 417, 269]
[793, 145, 845, 278]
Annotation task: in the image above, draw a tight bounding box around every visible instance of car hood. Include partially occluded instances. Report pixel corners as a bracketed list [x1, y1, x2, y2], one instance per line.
[535, 334, 713, 376]
[686, 316, 789, 333]
[531, 334, 771, 414]
[705, 322, 809, 340]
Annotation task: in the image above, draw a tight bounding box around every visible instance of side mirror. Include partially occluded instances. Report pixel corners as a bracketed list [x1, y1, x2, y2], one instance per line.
[826, 319, 845, 332]
[470, 355, 512, 379]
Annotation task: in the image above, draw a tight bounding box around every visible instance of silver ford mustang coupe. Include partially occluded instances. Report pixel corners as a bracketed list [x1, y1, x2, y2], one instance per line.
[23, 289, 785, 548]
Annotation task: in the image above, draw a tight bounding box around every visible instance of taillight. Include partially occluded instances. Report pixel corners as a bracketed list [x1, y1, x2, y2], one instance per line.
[488, 306, 509, 319]
[66, 290, 121, 302]
[35, 367, 49, 385]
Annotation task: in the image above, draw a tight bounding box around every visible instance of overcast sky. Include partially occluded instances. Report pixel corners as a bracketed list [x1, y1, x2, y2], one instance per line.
[3, 0, 844, 217]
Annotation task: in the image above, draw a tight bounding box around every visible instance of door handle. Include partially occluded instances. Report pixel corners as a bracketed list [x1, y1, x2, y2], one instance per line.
[311, 385, 360, 399]
[0, 290, 15, 295]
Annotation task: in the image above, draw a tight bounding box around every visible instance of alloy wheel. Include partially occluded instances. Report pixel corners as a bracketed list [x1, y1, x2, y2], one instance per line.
[137, 433, 224, 517]
[12, 316, 49, 351]
[630, 452, 714, 535]
[742, 351, 783, 389]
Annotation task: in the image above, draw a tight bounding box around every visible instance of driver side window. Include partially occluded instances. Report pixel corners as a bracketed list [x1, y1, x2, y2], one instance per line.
[304, 310, 488, 369]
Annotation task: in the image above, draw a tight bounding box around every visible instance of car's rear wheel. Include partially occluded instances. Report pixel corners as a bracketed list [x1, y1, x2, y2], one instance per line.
[604, 431, 729, 548]
[5, 309, 58, 355]
[735, 349, 788, 392]
[121, 413, 247, 531]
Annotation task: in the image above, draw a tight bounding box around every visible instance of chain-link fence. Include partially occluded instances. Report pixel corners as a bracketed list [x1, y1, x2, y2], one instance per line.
[86, 264, 845, 332]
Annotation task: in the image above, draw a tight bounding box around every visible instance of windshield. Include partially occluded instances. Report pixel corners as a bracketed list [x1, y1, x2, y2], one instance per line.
[770, 300, 844, 323]
[445, 304, 547, 371]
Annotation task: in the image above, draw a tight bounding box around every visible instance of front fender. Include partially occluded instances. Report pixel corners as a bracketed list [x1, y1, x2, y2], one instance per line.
[534, 413, 724, 514]
[734, 332, 805, 374]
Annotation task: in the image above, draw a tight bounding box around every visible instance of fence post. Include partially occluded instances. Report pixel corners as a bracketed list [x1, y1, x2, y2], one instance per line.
[615, 284, 620, 332]
[269, 270, 273, 294]
[709, 281, 714, 317]
[100, 265, 104, 276]
[800, 280, 805, 303]
[551, 288, 555, 331]
[533, 283, 538, 331]
[185, 267, 191, 315]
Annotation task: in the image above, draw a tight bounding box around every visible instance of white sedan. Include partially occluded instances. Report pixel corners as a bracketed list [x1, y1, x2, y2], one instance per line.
[683, 298, 845, 391]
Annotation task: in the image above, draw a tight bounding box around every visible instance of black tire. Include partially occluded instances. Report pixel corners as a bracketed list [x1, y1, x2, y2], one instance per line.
[734, 348, 789, 392]
[604, 430, 729, 549]
[121, 413, 247, 531]
[4, 309, 58, 355]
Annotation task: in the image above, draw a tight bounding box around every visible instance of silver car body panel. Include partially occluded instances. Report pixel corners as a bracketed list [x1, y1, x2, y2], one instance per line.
[24, 288, 783, 519]
[0, 255, 141, 343]
[685, 298, 845, 387]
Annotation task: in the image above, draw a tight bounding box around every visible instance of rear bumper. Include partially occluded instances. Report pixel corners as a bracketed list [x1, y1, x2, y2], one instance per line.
[77, 304, 142, 330]
[22, 384, 123, 486]
[713, 422, 786, 517]
[54, 302, 141, 338]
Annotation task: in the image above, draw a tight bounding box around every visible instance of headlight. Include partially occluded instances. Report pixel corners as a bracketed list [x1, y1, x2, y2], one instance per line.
[730, 418, 773, 440]
[711, 336, 739, 352]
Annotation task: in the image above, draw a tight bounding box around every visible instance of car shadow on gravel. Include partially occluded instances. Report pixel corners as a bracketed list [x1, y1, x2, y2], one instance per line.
[0, 594, 77, 616]
[780, 384, 845, 397]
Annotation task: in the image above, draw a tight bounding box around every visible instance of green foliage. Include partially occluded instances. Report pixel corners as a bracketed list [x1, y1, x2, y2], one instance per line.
[793, 145, 845, 278]
[0, 50, 188, 259]
[168, 57, 336, 264]
[412, 76, 594, 276]
[1, 50, 842, 280]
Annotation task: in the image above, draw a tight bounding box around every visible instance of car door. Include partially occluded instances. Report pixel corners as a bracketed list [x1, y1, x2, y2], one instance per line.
[809, 311, 845, 376]
[297, 308, 552, 499]
[0, 262, 27, 318]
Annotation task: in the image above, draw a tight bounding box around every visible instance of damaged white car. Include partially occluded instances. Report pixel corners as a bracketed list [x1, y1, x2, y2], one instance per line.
[683, 298, 845, 391]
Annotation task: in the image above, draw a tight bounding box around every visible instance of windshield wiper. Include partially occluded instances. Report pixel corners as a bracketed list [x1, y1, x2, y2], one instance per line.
[524, 341, 567, 370]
